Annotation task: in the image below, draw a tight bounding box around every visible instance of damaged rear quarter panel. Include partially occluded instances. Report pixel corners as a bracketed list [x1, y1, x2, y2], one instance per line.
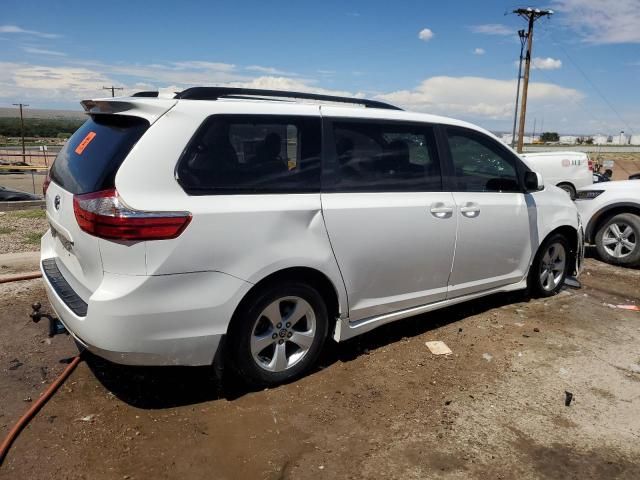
[144, 193, 348, 314]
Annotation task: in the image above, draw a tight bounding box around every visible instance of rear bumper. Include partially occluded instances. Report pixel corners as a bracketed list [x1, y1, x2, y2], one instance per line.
[40, 255, 251, 366]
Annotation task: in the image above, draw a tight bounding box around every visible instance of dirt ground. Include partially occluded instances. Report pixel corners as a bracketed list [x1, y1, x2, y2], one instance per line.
[594, 153, 640, 180]
[1, 256, 639, 480]
[0, 209, 47, 254]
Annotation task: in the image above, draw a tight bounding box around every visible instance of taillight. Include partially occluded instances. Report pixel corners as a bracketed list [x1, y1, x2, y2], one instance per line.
[588, 159, 593, 171]
[43, 171, 51, 196]
[73, 189, 191, 241]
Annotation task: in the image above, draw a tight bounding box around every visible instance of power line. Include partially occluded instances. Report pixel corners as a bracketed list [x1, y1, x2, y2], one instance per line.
[550, 38, 634, 136]
[102, 85, 123, 97]
[526, 65, 608, 136]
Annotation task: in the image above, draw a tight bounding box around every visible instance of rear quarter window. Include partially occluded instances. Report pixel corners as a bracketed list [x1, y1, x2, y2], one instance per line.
[176, 115, 321, 194]
[50, 115, 149, 194]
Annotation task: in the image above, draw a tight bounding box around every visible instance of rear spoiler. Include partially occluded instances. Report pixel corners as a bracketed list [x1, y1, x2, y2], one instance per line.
[80, 97, 177, 124]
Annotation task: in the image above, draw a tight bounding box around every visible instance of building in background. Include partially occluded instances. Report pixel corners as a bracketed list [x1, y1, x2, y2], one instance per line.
[610, 132, 628, 145]
[559, 136, 578, 144]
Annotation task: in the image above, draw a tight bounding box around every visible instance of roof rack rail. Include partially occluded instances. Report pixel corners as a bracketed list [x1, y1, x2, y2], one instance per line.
[132, 91, 159, 97]
[174, 87, 402, 111]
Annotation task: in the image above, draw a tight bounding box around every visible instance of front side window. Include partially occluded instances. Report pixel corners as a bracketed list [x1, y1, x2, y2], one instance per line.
[327, 121, 441, 192]
[446, 127, 521, 192]
[177, 115, 321, 194]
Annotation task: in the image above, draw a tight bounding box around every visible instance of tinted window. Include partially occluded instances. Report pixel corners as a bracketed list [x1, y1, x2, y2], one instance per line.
[177, 115, 321, 194]
[328, 121, 441, 192]
[50, 115, 149, 194]
[446, 127, 520, 192]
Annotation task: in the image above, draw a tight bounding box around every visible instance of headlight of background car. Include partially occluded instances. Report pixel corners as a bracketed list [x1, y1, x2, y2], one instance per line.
[575, 190, 604, 200]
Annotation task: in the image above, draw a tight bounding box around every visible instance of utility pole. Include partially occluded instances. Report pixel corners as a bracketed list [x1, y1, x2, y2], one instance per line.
[511, 29, 528, 149]
[102, 85, 123, 97]
[513, 7, 553, 153]
[12, 103, 29, 159]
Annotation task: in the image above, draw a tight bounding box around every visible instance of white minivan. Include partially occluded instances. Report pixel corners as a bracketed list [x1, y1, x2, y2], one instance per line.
[41, 88, 584, 386]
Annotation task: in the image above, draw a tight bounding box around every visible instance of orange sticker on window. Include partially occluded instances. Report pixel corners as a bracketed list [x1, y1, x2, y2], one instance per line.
[75, 131, 96, 155]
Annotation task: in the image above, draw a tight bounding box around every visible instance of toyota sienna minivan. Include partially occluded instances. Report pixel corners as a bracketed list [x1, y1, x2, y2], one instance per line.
[41, 87, 584, 386]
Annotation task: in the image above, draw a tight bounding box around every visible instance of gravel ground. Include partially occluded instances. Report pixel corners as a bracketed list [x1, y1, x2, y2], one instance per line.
[0, 209, 47, 254]
[0, 257, 639, 479]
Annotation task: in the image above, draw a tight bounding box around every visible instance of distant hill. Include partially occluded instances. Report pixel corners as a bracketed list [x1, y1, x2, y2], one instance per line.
[0, 107, 85, 120]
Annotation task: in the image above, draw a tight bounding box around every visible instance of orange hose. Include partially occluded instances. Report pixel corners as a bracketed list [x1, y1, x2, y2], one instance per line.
[0, 273, 42, 284]
[0, 355, 82, 466]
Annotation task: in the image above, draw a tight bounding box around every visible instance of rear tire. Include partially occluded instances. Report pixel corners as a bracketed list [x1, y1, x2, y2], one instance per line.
[595, 213, 640, 266]
[226, 282, 328, 387]
[529, 233, 570, 297]
[557, 183, 576, 200]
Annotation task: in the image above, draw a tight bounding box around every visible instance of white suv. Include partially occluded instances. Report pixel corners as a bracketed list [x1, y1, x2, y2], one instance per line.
[41, 88, 584, 386]
[575, 180, 640, 266]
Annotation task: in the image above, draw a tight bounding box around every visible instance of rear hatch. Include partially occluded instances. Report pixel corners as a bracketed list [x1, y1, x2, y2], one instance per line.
[46, 113, 152, 299]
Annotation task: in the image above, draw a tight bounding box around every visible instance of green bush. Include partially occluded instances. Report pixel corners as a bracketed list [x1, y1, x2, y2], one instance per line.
[0, 118, 84, 138]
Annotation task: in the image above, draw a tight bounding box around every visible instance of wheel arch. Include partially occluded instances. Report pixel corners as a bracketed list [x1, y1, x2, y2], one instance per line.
[228, 266, 343, 336]
[556, 181, 575, 190]
[532, 225, 579, 276]
[556, 182, 576, 199]
[585, 203, 640, 244]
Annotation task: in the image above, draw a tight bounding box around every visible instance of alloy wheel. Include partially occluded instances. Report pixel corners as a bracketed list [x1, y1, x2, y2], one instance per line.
[602, 222, 636, 259]
[539, 242, 566, 291]
[250, 296, 317, 372]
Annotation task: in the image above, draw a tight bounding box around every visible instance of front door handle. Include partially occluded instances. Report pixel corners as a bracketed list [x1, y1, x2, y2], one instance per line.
[460, 202, 480, 218]
[430, 203, 454, 218]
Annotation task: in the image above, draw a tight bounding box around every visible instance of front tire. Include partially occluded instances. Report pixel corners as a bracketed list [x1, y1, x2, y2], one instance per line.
[227, 282, 328, 387]
[595, 213, 640, 266]
[530, 233, 570, 297]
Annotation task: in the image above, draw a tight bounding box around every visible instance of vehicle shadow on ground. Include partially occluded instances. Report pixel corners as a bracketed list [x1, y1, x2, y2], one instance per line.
[584, 245, 640, 270]
[85, 289, 532, 409]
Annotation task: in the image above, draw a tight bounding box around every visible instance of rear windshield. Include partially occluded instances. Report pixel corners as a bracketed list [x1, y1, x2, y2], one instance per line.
[50, 115, 149, 194]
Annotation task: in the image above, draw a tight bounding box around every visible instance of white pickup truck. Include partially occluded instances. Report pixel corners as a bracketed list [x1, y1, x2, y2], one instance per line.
[520, 151, 593, 199]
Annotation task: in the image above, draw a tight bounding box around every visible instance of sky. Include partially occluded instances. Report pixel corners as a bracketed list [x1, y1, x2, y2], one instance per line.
[1, 0, 639, 135]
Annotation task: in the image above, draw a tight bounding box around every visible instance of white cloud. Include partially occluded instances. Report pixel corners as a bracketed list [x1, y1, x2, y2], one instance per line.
[22, 46, 67, 57]
[377, 76, 583, 119]
[0, 25, 59, 39]
[470, 24, 513, 36]
[0, 60, 360, 107]
[245, 65, 296, 76]
[553, 0, 640, 44]
[0, 60, 588, 129]
[532, 57, 562, 70]
[473, 48, 486, 55]
[67, 60, 247, 86]
[226, 76, 361, 98]
[418, 28, 434, 42]
[171, 61, 236, 72]
[0, 62, 115, 103]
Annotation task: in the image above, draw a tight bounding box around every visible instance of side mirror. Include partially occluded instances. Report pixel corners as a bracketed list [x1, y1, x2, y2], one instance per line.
[524, 171, 544, 192]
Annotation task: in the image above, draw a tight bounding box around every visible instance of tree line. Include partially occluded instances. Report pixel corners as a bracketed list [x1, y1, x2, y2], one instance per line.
[0, 117, 84, 138]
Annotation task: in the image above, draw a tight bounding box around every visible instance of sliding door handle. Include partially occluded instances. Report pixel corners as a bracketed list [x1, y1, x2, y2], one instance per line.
[430, 203, 454, 218]
[460, 202, 480, 217]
